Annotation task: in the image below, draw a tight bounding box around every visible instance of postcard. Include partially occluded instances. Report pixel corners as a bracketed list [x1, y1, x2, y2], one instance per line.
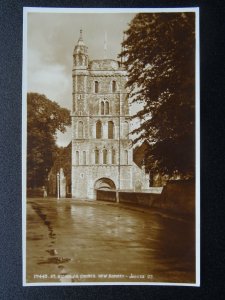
[22, 7, 200, 286]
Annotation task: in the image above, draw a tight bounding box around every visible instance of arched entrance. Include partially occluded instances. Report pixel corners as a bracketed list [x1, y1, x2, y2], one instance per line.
[94, 178, 116, 201]
[94, 178, 116, 191]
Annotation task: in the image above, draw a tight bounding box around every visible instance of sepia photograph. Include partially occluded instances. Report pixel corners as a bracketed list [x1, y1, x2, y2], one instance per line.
[22, 7, 200, 286]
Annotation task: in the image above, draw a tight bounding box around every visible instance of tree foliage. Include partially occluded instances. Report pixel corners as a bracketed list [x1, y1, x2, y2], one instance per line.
[27, 93, 71, 188]
[120, 13, 195, 174]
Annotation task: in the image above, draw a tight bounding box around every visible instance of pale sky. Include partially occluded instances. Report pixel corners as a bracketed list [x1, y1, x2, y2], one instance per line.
[27, 12, 135, 146]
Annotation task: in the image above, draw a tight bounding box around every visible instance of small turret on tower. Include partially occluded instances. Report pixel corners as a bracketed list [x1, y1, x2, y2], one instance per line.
[73, 29, 88, 69]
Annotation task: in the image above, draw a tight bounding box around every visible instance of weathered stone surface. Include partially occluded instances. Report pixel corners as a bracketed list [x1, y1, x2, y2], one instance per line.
[71, 32, 149, 199]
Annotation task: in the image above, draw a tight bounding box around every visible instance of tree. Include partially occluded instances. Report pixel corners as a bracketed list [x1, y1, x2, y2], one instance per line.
[27, 93, 71, 188]
[120, 13, 195, 175]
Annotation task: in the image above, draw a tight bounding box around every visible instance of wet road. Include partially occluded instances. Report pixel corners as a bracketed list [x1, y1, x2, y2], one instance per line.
[26, 198, 195, 284]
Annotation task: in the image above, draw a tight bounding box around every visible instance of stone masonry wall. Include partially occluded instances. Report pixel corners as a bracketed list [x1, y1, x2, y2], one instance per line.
[72, 36, 148, 200]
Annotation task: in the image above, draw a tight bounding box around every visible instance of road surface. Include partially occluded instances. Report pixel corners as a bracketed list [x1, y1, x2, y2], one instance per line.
[26, 198, 195, 284]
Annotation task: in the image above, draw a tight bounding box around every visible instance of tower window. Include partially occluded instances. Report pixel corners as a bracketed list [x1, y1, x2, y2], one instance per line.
[96, 121, 102, 139]
[100, 100, 109, 115]
[124, 150, 128, 165]
[103, 149, 107, 164]
[123, 121, 129, 138]
[83, 151, 86, 165]
[95, 149, 99, 164]
[79, 54, 83, 65]
[108, 121, 114, 139]
[94, 81, 99, 93]
[112, 149, 116, 164]
[105, 101, 109, 115]
[76, 151, 79, 165]
[78, 121, 84, 138]
[112, 81, 116, 93]
[101, 101, 104, 115]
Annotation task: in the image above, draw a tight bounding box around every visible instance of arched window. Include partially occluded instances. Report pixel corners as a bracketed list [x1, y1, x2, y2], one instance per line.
[94, 81, 99, 93]
[105, 101, 109, 115]
[123, 121, 129, 138]
[83, 151, 86, 165]
[112, 149, 116, 164]
[101, 101, 104, 115]
[112, 80, 116, 93]
[79, 54, 83, 65]
[95, 149, 99, 164]
[108, 121, 114, 139]
[103, 148, 107, 164]
[78, 121, 84, 138]
[76, 151, 79, 165]
[96, 121, 102, 139]
[124, 150, 128, 165]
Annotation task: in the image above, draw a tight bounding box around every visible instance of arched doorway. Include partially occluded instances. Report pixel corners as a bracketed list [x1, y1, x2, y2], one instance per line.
[94, 178, 116, 191]
[94, 178, 116, 201]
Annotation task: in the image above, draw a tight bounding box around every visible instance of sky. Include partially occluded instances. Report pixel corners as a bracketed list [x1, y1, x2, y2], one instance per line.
[27, 11, 135, 146]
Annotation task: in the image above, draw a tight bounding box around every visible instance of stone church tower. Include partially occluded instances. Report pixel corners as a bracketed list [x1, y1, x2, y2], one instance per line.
[71, 30, 148, 200]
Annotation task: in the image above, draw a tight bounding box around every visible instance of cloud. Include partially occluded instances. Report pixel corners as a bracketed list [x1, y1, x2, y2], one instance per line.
[28, 48, 71, 109]
[26, 12, 135, 146]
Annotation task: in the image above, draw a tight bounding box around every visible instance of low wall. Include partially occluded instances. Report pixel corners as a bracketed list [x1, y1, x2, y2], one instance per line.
[97, 180, 195, 215]
[153, 180, 195, 215]
[119, 191, 161, 208]
[96, 190, 116, 202]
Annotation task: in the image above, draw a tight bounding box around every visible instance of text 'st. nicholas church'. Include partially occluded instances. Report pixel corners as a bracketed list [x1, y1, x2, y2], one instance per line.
[71, 30, 149, 200]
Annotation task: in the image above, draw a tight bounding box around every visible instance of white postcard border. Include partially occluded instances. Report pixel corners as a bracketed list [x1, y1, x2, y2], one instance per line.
[22, 6, 200, 287]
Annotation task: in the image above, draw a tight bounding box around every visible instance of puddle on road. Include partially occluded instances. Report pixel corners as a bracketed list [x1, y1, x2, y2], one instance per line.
[28, 200, 195, 284]
[31, 201, 73, 281]
[32, 202, 57, 241]
[38, 256, 72, 265]
[46, 249, 58, 256]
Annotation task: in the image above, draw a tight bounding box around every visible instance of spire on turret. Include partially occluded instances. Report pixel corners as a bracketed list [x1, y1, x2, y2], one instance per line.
[76, 28, 86, 47]
[78, 29, 83, 42]
[73, 29, 88, 69]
